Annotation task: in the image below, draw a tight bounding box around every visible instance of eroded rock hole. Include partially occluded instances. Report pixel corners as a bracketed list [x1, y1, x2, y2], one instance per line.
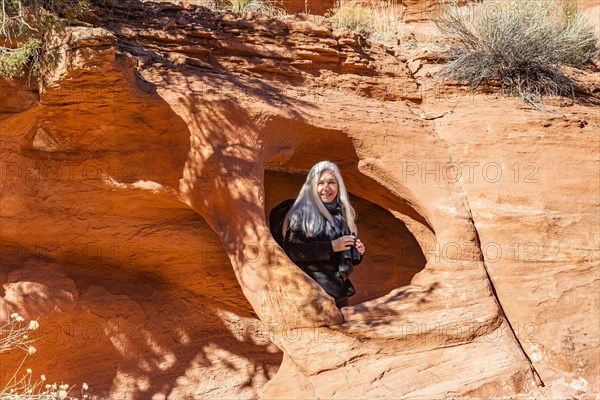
[265, 170, 427, 305]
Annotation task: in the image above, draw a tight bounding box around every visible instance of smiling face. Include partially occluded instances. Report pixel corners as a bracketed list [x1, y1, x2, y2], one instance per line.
[317, 169, 339, 204]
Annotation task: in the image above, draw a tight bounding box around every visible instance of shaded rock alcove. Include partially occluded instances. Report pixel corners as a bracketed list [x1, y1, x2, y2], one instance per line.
[0, 186, 284, 398]
[264, 170, 427, 305]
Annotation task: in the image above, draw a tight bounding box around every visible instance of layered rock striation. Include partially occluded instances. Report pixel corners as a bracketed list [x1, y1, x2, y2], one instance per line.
[0, 0, 598, 398]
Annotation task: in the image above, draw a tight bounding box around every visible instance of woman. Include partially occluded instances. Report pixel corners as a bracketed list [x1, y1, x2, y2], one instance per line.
[282, 161, 366, 308]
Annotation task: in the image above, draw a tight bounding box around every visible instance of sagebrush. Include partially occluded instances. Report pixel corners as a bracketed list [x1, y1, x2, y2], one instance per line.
[435, 0, 599, 108]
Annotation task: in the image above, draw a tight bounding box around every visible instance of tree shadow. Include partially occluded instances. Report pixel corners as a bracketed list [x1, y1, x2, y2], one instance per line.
[0, 1, 475, 397]
[0, 210, 283, 398]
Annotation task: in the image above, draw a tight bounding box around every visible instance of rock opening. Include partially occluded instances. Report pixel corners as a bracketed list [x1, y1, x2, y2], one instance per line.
[265, 169, 427, 305]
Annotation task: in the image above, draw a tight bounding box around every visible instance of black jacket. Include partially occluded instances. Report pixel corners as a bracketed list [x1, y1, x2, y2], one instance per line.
[283, 201, 362, 302]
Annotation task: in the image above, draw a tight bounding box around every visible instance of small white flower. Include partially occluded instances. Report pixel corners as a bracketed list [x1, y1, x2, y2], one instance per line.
[59, 389, 68, 399]
[15, 315, 25, 322]
[28, 320, 40, 330]
[59, 384, 69, 390]
[27, 345, 37, 354]
[10, 312, 20, 319]
[41, 374, 46, 381]
[82, 383, 89, 390]
[26, 368, 32, 374]
[46, 384, 52, 389]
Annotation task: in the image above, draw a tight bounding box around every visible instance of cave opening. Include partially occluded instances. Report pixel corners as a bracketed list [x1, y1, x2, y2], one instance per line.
[264, 169, 429, 305]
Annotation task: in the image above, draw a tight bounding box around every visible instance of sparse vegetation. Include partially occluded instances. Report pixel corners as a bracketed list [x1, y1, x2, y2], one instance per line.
[327, 0, 404, 41]
[368, 0, 404, 41]
[1, 313, 90, 400]
[0, 0, 90, 78]
[210, 0, 286, 16]
[435, 0, 599, 108]
[328, 1, 373, 36]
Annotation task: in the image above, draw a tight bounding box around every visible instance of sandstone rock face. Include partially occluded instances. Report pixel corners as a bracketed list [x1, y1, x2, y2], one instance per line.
[1, 0, 598, 399]
[423, 98, 600, 397]
[282, 0, 336, 15]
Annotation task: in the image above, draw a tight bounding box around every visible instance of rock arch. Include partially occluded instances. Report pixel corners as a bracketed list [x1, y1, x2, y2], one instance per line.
[264, 165, 429, 305]
[5, 0, 591, 396]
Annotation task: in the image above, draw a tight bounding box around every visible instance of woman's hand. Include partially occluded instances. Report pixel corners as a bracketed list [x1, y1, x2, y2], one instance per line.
[331, 235, 357, 252]
[355, 238, 366, 255]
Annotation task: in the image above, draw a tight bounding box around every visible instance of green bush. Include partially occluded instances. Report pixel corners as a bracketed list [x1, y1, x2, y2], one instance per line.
[0, 37, 41, 78]
[0, 0, 90, 78]
[435, 0, 599, 108]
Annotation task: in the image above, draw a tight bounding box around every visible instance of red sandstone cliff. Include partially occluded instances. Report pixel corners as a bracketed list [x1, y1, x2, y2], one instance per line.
[0, 0, 598, 398]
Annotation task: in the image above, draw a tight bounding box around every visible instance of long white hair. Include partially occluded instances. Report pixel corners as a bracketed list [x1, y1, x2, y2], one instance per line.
[283, 161, 357, 238]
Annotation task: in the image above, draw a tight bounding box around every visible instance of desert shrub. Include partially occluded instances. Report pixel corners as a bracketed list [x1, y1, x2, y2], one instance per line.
[241, 0, 285, 16]
[209, 0, 285, 16]
[435, 0, 599, 108]
[328, 0, 404, 41]
[0, 0, 90, 78]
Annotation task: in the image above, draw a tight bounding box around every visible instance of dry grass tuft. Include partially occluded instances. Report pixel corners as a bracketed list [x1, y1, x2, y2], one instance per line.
[328, 0, 405, 41]
[1, 314, 92, 399]
[210, 0, 286, 16]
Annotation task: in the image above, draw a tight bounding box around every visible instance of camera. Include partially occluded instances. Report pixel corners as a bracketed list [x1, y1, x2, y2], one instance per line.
[338, 230, 360, 280]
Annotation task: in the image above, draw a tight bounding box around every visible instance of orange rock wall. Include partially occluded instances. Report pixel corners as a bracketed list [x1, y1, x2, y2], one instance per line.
[1, 0, 598, 399]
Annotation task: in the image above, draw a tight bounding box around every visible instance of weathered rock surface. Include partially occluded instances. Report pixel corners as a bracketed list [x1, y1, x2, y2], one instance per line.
[0, 0, 598, 399]
[283, 0, 336, 15]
